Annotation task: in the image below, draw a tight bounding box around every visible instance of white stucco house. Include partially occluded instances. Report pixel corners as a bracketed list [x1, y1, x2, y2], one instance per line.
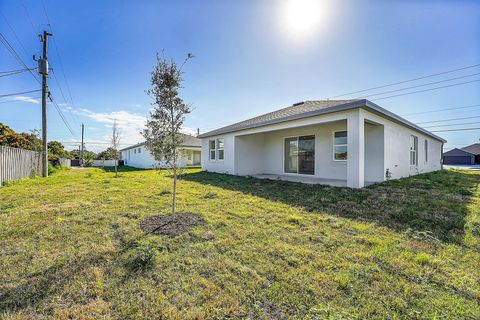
[120, 133, 202, 169]
[198, 99, 446, 188]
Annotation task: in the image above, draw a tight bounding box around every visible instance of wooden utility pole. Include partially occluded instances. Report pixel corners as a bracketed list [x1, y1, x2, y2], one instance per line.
[40, 30, 52, 177]
[80, 123, 84, 166]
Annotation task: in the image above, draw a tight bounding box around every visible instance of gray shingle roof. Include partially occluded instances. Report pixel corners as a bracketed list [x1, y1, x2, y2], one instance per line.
[461, 143, 480, 155]
[198, 99, 446, 142]
[120, 133, 201, 151]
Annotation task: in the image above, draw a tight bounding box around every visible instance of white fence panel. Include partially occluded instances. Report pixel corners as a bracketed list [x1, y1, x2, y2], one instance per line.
[0, 146, 42, 186]
[92, 159, 117, 167]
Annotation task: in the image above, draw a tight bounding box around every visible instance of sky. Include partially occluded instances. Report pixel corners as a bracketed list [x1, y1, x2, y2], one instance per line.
[0, 0, 479, 152]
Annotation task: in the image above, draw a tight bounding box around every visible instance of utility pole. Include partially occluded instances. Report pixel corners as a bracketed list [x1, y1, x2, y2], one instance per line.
[80, 123, 84, 166]
[40, 30, 52, 177]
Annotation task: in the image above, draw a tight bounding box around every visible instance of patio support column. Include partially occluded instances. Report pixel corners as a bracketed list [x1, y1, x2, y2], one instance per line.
[347, 109, 365, 188]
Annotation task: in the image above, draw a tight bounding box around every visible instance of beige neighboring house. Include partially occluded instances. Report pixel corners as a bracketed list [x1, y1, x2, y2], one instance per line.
[198, 99, 446, 188]
[120, 133, 201, 169]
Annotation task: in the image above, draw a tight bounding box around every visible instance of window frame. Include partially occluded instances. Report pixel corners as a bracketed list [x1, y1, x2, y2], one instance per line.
[217, 138, 225, 161]
[332, 131, 348, 162]
[282, 134, 315, 175]
[410, 135, 418, 166]
[424, 139, 428, 163]
[209, 139, 216, 161]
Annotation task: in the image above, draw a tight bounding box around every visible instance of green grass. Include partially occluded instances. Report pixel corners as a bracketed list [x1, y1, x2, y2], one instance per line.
[0, 167, 479, 319]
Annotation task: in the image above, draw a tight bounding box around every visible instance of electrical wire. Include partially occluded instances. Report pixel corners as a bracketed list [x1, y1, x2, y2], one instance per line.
[401, 104, 480, 117]
[41, 1, 77, 113]
[361, 72, 480, 99]
[48, 92, 77, 138]
[370, 79, 480, 101]
[329, 63, 480, 99]
[0, 68, 34, 78]
[19, 0, 38, 36]
[416, 115, 480, 124]
[423, 121, 480, 129]
[431, 127, 480, 133]
[0, 32, 40, 84]
[0, 89, 41, 98]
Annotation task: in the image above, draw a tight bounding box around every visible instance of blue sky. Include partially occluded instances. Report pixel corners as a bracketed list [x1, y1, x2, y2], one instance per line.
[1, 0, 479, 151]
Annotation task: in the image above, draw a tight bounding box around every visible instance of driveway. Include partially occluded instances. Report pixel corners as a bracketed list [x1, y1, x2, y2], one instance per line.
[444, 164, 480, 171]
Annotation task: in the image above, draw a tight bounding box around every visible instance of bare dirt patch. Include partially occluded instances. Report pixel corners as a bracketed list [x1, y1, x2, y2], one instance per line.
[140, 213, 205, 237]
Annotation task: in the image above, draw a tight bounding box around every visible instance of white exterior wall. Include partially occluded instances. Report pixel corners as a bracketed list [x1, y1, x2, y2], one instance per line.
[121, 145, 201, 169]
[201, 108, 443, 186]
[361, 109, 443, 180]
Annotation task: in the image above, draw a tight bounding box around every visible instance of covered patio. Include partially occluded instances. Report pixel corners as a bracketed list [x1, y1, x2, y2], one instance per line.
[233, 109, 385, 188]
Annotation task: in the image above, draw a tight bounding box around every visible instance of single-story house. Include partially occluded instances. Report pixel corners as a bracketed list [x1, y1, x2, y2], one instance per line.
[443, 143, 480, 165]
[459, 143, 480, 164]
[198, 99, 446, 188]
[443, 148, 475, 165]
[120, 133, 202, 169]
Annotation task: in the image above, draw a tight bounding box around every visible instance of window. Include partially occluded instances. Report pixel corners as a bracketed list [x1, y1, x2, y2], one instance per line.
[134, 149, 136, 154]
[209, 140, 216, 160]
[333, 131, 347, 160]
[217, 138, 224, 160]
[284, 135, 315, 175]
[424, 139, 428, 162]
[138, 148, 141, 153]
[410, 135, 418, 166]
[187, 151, 192, 160]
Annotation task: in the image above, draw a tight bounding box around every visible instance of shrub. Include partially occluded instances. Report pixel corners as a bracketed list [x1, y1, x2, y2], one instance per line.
[126, 243, 159, 271]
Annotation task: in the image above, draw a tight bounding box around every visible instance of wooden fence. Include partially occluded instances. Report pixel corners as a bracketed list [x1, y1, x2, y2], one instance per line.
[0, 146, 42, 186]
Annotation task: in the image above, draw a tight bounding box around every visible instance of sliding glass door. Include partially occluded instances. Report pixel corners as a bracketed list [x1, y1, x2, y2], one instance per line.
[284, 135, 315, 175]
[284, 137, 298, 173]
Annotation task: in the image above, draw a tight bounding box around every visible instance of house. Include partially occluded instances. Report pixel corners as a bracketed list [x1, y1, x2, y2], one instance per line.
[443, 143, 480, 165]
[120, 133, 202, 169]
[198, 99, 446, 188]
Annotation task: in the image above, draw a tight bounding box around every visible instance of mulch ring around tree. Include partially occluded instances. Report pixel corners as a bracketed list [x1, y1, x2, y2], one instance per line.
[140, 213, 205, 237]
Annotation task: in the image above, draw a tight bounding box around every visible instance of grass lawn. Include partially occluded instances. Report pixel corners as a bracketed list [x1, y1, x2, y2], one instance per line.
[0, 167, 479, 319]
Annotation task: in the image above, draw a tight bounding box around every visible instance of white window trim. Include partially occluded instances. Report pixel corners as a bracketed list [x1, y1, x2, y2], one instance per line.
[410, 135, 418, 167]
[282, 134, 316, 176]
[217, 138, 225, 161]
[424, 139, 428, 163]
[332, 131, 348, 162]
[209, 139, 216, 161]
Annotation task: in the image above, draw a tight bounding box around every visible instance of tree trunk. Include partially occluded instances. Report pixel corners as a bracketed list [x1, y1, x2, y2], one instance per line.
[115, 159, 118, 178]
[172, 165, 177, 215]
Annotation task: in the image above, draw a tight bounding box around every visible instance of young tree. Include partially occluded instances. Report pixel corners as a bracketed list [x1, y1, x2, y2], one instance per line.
[143, 53, 193, 215]
[111, 119, 121, 177]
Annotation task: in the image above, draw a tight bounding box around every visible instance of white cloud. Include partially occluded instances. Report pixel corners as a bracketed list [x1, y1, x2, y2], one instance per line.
[72, 108, 199, 149]
[74, 109, 147, 145]
[12, 96, 40, 104]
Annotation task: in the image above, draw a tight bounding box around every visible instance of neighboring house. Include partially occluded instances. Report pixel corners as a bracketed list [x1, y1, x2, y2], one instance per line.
[198, 99, 446, 188]
[443, 143, 480, 165]
[120, 133, 202, 169]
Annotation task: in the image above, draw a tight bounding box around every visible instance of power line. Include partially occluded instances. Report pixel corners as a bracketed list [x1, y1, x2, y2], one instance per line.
[0, 68, 34, 78]
[51, 68, 80, 128]
[416, 115, 480, 124]
[431, 127, 480, 133]
[423, 121, 480, 129]
[41, 1, 77, 112]
[361, 72, 480, 99]
[329, 63, 480, 98]
[0, 32, 40, 84]
[401, 103, 480, 117]
[19, 0, 38, 35]
[48, 92, 77, 138]
[0, 89, 41, 98]
[0, 11, 31, 59]
[370, 79, 480, 101]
